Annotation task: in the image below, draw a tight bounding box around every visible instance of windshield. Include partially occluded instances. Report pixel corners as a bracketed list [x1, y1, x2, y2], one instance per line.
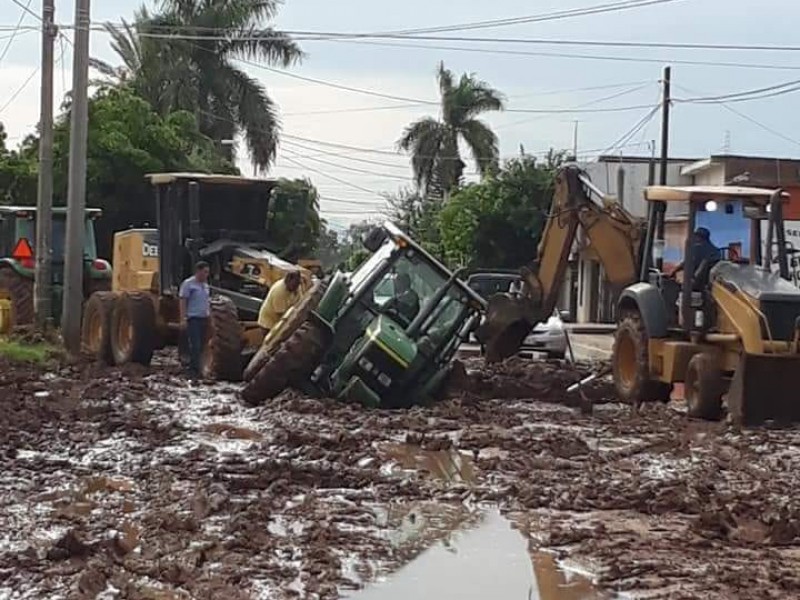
[349, 241, 394, 295]
[16, 217, 97, 261]
[417, 288, 470, 348]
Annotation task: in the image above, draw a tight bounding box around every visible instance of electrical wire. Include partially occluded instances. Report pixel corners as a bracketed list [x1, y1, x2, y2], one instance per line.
[280, 151, 382, 195]
[286, 151, 412, 182]
[0, 65, 39, 114]
[598, 105, 660, 155]
[0, 0, 32, 68]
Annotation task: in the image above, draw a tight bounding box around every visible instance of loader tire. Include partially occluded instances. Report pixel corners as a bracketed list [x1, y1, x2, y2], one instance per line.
[241, 321, 327, 406]
[243, 280, 327, 382]
[685, 353, 723, 421]
[612, 311, 671, 404]
[201, 296, 244, 381]
[111, 292, 156, 366]
[0, 267, 33, 333]
[81, 291, 117, 364]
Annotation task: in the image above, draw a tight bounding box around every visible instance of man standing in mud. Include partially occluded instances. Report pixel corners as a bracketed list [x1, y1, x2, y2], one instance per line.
[180, 261, 211, 379]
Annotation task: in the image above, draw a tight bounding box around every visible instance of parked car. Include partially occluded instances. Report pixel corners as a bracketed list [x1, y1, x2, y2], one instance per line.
[467, 270, 569, 359]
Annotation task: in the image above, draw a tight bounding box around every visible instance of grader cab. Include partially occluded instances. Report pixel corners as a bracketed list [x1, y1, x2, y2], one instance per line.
[81, 173, 310, 379]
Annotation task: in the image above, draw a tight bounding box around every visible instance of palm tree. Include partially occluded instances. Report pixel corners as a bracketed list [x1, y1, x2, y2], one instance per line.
[93, 0, 303, 171]
[398, 63, 505, 198]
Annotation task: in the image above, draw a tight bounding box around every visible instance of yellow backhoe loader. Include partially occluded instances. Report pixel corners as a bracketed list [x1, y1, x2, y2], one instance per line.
[479, 165, 800, 426]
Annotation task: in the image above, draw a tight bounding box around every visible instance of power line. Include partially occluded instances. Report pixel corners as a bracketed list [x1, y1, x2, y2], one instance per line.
[599, 105, 661, 155]
[281, 151, 382, 195]
[287, 151, 412, 181]
[0, 0, 33, 68]
[8, 0, 40, 23]
[0, 65, 39, 113]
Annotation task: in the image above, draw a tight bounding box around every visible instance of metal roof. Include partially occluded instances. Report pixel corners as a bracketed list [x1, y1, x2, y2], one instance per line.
[645, 185, 788, 203]
[145, 172, 277, 186]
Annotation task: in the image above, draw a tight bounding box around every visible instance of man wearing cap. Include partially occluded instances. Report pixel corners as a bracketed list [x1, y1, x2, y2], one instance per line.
[669, 227, 722, 289]
[258, 270, 305, 333]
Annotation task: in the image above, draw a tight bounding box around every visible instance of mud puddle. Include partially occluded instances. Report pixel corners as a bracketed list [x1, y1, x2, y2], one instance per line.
[352, 509, 606, 600]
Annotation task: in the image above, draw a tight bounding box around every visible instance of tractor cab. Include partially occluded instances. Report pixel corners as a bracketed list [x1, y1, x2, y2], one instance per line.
[242, 222, 486, 408]
[0, 207, 110, 331]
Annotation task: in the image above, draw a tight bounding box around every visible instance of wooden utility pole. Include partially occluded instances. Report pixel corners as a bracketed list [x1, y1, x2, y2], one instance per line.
[655, 66, 671, 271]
[61, 0, 90, 353]
[34, 0, 57, 328]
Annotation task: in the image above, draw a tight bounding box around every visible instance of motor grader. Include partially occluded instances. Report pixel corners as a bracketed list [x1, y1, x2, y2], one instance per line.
[80, 173, 310, 379]
[0, 207, 111, 333]
[479, 164, 800, 426]
[241, 222, 486, 408]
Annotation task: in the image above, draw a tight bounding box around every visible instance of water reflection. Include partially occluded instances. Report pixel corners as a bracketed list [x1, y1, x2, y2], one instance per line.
[349, 509, 605, 600]
[378, 443, 476, 483]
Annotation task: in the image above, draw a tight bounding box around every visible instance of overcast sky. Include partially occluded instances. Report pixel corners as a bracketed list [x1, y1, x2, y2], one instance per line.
[1, 0, 800, 227]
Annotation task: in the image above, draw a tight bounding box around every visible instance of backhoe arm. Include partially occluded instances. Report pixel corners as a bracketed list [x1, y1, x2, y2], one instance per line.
[477, 165, 643, 362]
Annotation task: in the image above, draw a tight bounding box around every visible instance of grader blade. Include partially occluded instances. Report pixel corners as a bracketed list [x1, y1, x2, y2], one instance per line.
[475, 293, 539, 363]
[727, 353, 800, 426]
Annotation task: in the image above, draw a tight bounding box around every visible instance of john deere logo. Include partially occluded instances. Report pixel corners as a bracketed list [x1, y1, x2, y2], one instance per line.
[143, 242, 159, 257]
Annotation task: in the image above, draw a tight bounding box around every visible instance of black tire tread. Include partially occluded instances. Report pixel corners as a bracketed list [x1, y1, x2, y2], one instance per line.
[0, 267, 34, 328]
[241, 321, 325, 405]
[202, 296, 244, 381]
[111, 292, 156, 366]
[81, 291, 117, 363]
[613, 311, 671, 404]
[685, 353, 723, 421]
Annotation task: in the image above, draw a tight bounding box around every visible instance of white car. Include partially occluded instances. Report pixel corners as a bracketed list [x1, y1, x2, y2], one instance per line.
[522, 312, 568, 359]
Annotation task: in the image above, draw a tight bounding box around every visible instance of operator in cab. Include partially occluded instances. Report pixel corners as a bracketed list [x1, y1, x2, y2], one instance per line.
[669, 227, 722, 289]
[258, 270, 304, 333]
[383, 272, 420, 323]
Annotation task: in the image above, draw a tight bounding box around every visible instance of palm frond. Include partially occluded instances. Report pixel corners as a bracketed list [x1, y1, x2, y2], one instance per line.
[459, 119, 499, 177]
[224, 27, 304, 66]
[398, 117, 444, 194]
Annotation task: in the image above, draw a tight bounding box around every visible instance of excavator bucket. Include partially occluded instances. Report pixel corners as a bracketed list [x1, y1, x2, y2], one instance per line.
[727, 353, 800, 426]
[475, 293, 540, 363]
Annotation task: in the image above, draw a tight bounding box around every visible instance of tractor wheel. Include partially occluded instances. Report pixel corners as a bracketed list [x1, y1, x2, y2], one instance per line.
[612, 311, 672, 404]
[201, 296, 244, 382]
[81, 292, 117, 364]
[241, 321, 327, 406]
[243, 280, 327, 382]
[685, 353, 723, 421]
[0, 267, 33, 334]
[111, 292, 156, 366]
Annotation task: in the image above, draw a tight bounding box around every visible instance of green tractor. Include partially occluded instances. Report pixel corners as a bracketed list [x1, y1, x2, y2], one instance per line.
[0, 207, 111, 333]
[242, 222, 485, 408]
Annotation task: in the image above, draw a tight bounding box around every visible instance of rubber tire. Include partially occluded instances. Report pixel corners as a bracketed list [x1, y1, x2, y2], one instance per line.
[111, 292, 156, 366]
[685, 353, 723, 421]
[0, 267, 33, 330]
[241, 321, 326, 406]
[81, 292, 117, 364]
[612, 311, 672, 404]
[201, 296, 244, 382]
[243, 280, 327, 382]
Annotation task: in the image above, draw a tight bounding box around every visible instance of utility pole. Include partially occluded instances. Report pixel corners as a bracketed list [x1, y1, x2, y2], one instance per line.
[572, 120, 579, 161]
[61, 0, 91, 354]
[34, 0, 57, 329]
[655, 65, 671, 271]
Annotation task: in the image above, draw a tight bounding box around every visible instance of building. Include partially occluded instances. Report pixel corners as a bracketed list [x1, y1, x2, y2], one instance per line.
[565, 155, 698, 323]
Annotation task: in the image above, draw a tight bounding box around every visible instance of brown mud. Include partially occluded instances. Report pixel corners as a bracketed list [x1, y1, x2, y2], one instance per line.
[0, 355, 798, 599]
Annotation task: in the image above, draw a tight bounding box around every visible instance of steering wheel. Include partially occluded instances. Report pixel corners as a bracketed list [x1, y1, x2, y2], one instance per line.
[384, 307, 412, 328]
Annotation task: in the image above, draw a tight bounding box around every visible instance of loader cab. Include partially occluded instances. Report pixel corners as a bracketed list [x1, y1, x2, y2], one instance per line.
[638, 185, 792, 334]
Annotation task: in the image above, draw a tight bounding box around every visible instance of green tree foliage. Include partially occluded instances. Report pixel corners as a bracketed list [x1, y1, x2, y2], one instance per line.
[266, 178, 321, 260]
[0, 125, 37, 206]
[440, 154, 560, 269]
[385, 188, 443, 257]
[52, 86, 233, 255]
[398, 63, 504, 197]
[93, 0, 303, 171]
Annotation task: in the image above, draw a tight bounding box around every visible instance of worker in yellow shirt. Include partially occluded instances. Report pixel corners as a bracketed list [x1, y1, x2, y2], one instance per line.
[258, 270, 305, 332]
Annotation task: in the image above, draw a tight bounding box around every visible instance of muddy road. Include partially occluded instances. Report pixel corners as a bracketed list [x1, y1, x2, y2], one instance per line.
[1, 355, 799, 599]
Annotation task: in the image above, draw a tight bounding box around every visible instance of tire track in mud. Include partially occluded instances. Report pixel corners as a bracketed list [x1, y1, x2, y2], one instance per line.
[0, 355, 798, 599]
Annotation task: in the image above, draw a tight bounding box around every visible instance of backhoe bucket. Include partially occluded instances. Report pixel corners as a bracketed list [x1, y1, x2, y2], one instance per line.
[475, 293, 540, 363]
[727, 353, 800, 426]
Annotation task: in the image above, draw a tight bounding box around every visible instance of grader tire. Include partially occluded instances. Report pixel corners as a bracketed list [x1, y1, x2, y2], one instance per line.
[111, 292, 156, 366]
[201, 296, 244, 382]
[81, 291, 117, 363]
[685, 353, 723, 421]
[612, 311, 672, 404]
[0, 267, 33, 332]
[243, 280, 327, 382]
[241, 321, 326, 406]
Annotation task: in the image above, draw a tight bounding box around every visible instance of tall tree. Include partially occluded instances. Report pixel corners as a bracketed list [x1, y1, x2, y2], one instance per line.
[93, 0, 303, 171]
[398, 63, 505, 198]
